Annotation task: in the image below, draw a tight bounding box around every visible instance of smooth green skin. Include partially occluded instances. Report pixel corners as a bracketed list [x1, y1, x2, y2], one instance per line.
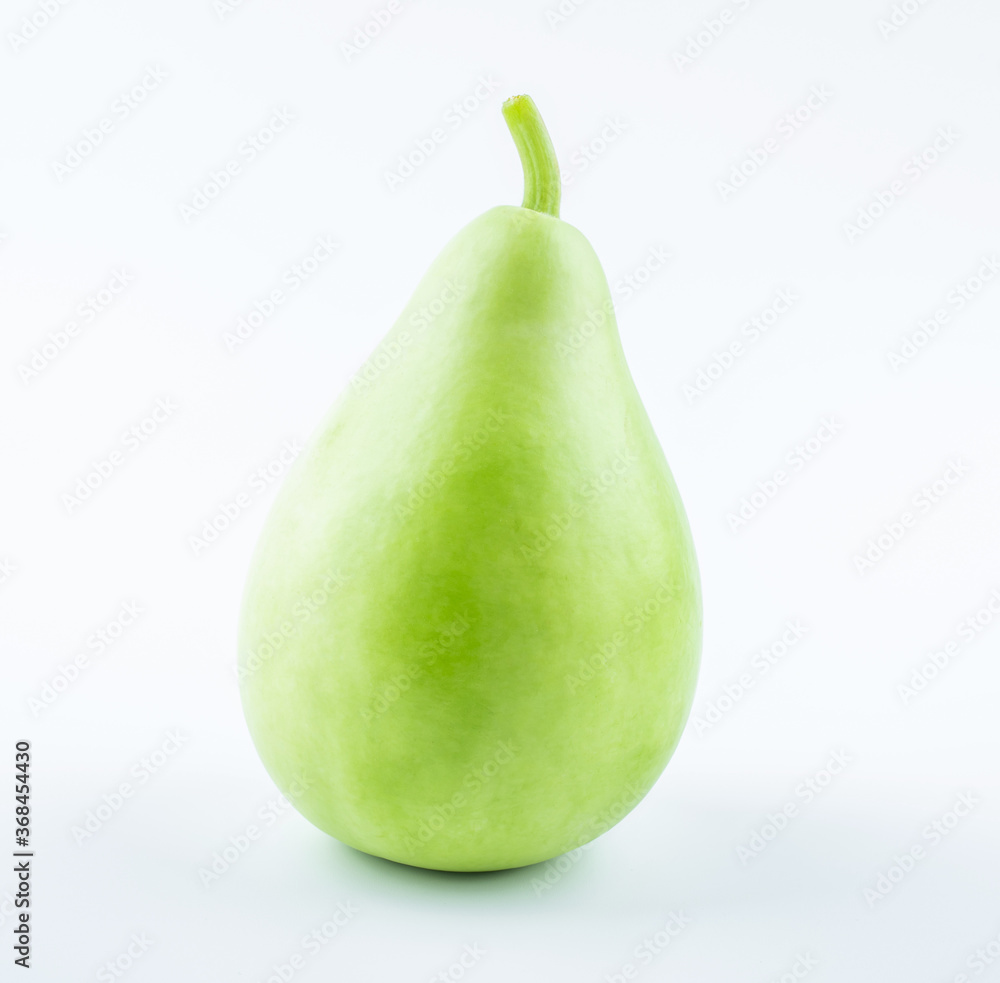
[238, 99, 701, 872]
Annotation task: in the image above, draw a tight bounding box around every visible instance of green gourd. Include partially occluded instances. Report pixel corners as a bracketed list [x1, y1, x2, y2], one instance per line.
[238, 95, 701, 872]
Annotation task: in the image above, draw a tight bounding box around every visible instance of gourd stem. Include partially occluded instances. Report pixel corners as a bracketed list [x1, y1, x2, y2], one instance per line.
[502, 95, 561, 218]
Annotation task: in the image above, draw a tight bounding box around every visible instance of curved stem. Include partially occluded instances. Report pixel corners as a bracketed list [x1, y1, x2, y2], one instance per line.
[502, 94, 561, 218]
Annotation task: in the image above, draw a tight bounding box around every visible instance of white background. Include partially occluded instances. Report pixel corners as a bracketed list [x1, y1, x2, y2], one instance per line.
[2, 0, 1000, 980]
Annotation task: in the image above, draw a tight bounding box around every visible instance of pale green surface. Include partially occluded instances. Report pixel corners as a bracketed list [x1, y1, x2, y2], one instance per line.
[238, 101, 701, 872]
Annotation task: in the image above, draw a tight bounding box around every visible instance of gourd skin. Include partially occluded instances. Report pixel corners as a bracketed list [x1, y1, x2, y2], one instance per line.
[238, 202, 701, 872]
